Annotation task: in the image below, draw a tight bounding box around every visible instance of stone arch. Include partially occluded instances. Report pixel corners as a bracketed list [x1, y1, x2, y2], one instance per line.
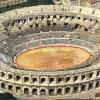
[96, 81, 100, 88]
[57, 88, 62, 95]
[1, 83, 6, 89]
[65, 87, 70, 94]
[8, 74, 13, 80]
[74, 76, 78, 82]
[24, 77, 29, 83]
[49, 88, 55, 95]
[73, 86, 78, 93]
[57, 77, 63, 83]
[49, 77, 54, 84]
[0, 72, 5, 77]
[81, 84, 86, 91]
[24, 88, 29, 95]
[66, 76, 70, 83]
[16, 86, 21, 93]
[40, 89, 46, 95]
[40, 78, 46, 84]
[32, 88, 37, 95]
[8, 85, 13, 91]
[88, 83, 94, 90]
[32, 78, 37, 83]
[16, 75, 21, 81]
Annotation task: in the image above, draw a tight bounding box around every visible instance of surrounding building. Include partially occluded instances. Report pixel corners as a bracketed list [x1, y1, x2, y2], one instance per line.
[0, 0, 28, 8]
[53, 0, 100, 9]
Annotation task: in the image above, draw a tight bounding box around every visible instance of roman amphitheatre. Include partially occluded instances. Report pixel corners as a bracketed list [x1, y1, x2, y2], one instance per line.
[0, 1, 100, 100]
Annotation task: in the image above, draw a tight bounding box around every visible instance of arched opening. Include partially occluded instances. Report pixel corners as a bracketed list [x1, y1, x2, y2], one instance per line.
[66, 77, 70, 83]
[88, 83, 93, 90]
[83, 18, 86, 21]
[41, 78, 46, 84]
[16, 87, 21, 93]
[73, 86, 78, 93]
[24, 77, 29, 83]
[53, 15, 56, 18]
[81, 74, 85, 80]
[40, 89, 46, 95]
[74, 76, 78, 82]
[49, 88, 54, 95]
[8, 85, 13, 91]
[96, 81, 100, 88]
[88, 73, 93, 78]
[74, 24, 79, 29]
[97, 71, 100, 76]
[53, 22, 57, 25]
[81, 85, 86, 91]
[1, 83, 6, 89]
[32, 88, 37, 95]
[24, 88, 29, 95]
[33, 78, 37, 83]
[16, 75, 21, 81]
[57, 88, 62, 95]
[49, 78, 54, 84]
[8, 74, 13, 80]
[0, 72, 5, 77]
[47, 20, 51, 26]
[57, 78, 62, 83]
[84, 28, 88, 32]
[35, 23, 39, 27]
[77, 17, 80, 20]
[64, 22, 68, 26]
[30, 25, 33, 28]
[29, 18, 32, 21]
[65, 87, 70, 94]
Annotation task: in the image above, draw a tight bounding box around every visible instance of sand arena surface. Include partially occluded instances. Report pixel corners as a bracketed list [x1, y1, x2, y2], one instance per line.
[14, 45, 92, 71]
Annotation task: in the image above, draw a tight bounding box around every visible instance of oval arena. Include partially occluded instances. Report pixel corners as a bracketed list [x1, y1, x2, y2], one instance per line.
[0, 5, 100, 99]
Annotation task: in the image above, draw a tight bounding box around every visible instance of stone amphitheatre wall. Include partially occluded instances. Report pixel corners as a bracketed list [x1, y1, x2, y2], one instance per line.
[0, 56, 100, 98]
[0, 5, 100, 36]
[0, 5, 100, 99]
[0, 31, 100, 98]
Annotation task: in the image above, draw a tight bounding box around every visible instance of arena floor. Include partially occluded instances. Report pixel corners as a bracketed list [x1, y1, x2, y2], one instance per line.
[14, 45, 92, 71]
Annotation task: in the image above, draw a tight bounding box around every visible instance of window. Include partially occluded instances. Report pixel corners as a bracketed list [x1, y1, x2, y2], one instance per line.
[57, 88, 62, 95]
[41, 78, 46, 84]
[74, 76, 78, 82]
[88, 83, 93, 90]
[40, 89, 46, 95]
[66, 77, 70, 83]
[24, 88, 29, 95]
[16, 75, 21, 81]
[57, 78, 62, 83]
[96, 81, 100, 88]
[16, 87, 21, 93]
[81, 85, 86, 91]
[82, 74, 85, 80]
[73, 86, 78, 93]
[0, 72, 5, 77]
[8, 74, 12, 80]
[49, 78, 54, 84]
[33, 78, 37, 83]
[88, 73, 93, 78]
[8, 85, 13, 91]
[32, 88, 37, 95]
[65, 87, 70, 94]
[49, 89, 54, 95]
[1, 83, 6, 89]
[24, 77, 29, 82]
[97, 71, 100, 76]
